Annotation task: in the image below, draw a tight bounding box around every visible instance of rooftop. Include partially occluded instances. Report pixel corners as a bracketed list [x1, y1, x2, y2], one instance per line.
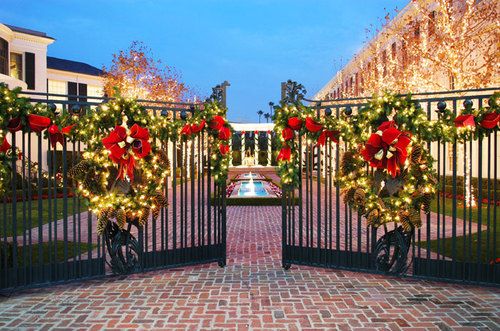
[47, 56, 103, 76]
[4, 24, 54, 40]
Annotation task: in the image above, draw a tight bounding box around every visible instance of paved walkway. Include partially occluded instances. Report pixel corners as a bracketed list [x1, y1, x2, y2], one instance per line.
[0, 205, 499, 330]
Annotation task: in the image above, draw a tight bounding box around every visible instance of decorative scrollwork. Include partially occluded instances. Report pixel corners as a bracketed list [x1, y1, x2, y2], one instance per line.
[104, 219, 141, 274]
[373, 226, 413, 275]
[281, 80, 306, 104]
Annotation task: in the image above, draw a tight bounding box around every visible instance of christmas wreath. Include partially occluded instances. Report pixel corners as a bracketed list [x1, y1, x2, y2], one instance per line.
[69, 97, 170, 234]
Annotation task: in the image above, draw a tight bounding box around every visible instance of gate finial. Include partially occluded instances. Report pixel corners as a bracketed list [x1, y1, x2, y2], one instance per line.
[280, 80, 306, 104]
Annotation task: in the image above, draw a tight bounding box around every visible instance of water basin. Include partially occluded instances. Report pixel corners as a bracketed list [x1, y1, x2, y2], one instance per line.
[237, 180, 270, 197]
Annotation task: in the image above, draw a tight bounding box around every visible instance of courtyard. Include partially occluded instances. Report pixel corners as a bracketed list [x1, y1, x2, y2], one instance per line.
[1, 204, 499, 330]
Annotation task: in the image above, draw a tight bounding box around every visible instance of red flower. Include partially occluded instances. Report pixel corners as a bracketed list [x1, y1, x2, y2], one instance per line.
[48, 124, 75, 148]
[277, 146, 291, 162]
[305, 117, 323, 132]
[360, 121, 411, 178]
[0, 137, 10, 153]
[282, 127, 294, 141]
[219, 143, 230, 155]
[191, 120, 206, 134]
[181, 124, 192, 135]
[209, 115, 225, 130]
[218, 126, 231, 140]
[480, 112, 500, 129]
[288, 117, 302, 130]
[102, 124, 151, 182]
[454, 114, 476, 128]
[317, 130, 339, 146]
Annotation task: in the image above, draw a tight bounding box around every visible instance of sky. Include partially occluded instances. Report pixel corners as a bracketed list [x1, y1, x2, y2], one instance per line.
[0, 0, 408, 122]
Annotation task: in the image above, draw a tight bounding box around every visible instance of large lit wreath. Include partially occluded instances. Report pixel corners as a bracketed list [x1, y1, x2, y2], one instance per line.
[69, 98, 170, 234]
[338, 94, 442, 231]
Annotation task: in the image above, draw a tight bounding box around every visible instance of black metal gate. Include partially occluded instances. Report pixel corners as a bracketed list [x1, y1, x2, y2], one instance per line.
[280, 82, 499, 286]
[0, 84, 227, 292]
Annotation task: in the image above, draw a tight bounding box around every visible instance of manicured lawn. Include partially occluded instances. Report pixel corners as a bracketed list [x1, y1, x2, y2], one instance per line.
[430, 198, 499, 223]
[0, 198, 87, 237]
[1, 240, 97, 267]
[418, 228, 499, 263]
[420, 199, 499, 263]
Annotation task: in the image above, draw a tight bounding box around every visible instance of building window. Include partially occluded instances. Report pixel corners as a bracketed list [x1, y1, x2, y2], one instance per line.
[382, 50, 387, 77]
[87, 85, 103, 98]
[10, 53, 22, 80]
[401, 41, 408, 69]
[47, 80, 67, 101]
[0, 38, 8, 75]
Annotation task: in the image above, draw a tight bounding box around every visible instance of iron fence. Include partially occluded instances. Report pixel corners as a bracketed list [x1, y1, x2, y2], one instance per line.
[281, 84, 499, 286]
[0, 87, 227, 292]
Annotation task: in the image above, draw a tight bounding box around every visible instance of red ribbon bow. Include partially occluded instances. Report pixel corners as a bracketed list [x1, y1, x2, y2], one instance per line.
[454, 114, 475, 128]
[181, 120, 206, 136]
[361, 121, 411, 178]
[7, 114, 51, 133]
[317, 130, 339, 146]
[102, 124, 151, 182]
[0, 137, 10, 153]
[48, 124, 75, 148]
[219, 143, 230, 155]
[305, 117, 323, 132]
[209, 115, 225, 130]
[218, 126, 231, 140]
[480, 112, 500, 129]
[282, 127, 294, 141]
[287, 117, 302, 130]
[277, 146, 291, 162]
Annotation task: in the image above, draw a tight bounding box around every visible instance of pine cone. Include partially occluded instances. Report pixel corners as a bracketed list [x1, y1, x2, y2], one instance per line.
[343, 187, 356, 204]
[353, 188, 366, 206]
[341, 151, 356, 174]
[421, 194, 432, 214]
[366, 209, 380, 226]
[410, 208, 422, 228]
[116, 209, 126, 229]
[410, 144, 423, 164]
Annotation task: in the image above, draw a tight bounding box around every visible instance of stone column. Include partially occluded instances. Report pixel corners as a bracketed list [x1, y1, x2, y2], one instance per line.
[254, 131, 259, 165]
[241, 131, 245, 165]
[229, 133, 233, 167]
[267, 131, 272, 166]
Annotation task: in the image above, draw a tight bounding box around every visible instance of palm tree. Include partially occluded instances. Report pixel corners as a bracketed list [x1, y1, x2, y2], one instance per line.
[264, 113, 270, 123]
[257, 110, 264, 123]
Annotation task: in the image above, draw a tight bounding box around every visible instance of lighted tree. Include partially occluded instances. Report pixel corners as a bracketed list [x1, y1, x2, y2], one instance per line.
[102, 41, 191, 102]
[357, 0, 499, 95]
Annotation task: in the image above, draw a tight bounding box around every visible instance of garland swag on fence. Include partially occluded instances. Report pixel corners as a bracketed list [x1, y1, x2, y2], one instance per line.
[274, 84, 499, 233]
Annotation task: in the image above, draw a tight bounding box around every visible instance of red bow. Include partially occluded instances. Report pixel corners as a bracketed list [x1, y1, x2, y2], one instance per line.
[282, 127, 294, 141]
[317, 130, 339, 146]
[219, 143, 230, 155]
[48, 124, 75, 148]
[454, 114, 475, 128]
[277, 146, 291, 162]
[181, 120, 206, 136]
[7, 114, 51, 133]
[361, 121, 411, 178]
[0, 137, 10, 153]
[209, 115, 225, 130]
[305, 117, 323, 132]
[218, 126, 231, 140]
[480, 112, 500, 129]
[102, 124, 151, 182]
[288, 117, 302, 130]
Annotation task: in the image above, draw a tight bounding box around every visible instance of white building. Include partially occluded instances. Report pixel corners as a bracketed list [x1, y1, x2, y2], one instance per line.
[0, 23, 104, 172]
[0, 23, 103, 98]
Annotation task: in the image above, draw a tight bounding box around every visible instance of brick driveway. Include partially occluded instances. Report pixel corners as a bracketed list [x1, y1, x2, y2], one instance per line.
[0, 205, 499, 330]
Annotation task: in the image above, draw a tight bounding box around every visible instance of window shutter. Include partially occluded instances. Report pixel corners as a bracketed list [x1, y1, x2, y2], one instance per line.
[78, 83, 87, 103]
[25, 52, 35, 90]
[67, 82, 78, 112]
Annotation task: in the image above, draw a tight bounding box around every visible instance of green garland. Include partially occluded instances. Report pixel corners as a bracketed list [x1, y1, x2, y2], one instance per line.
[274, 91, 499, 230]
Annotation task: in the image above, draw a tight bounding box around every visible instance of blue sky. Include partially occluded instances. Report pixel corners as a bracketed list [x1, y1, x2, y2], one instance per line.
[1, 0, 408, 122]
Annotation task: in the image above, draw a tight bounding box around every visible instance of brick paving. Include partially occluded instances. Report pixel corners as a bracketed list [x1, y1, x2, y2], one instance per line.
[1, 205, 499, 330]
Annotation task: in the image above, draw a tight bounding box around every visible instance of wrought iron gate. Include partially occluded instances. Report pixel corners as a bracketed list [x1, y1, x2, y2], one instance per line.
[0, 83, 228, 292]
[280, 81, 499, 286]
